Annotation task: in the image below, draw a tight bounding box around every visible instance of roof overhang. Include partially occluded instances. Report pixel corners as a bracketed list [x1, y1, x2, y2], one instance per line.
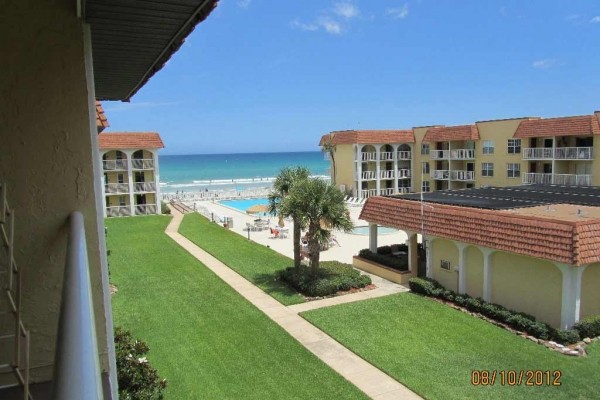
[84, 0, 218, 101]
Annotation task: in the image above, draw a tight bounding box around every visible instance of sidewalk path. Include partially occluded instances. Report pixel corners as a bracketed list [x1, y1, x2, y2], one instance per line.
[165, 210, 421, 400]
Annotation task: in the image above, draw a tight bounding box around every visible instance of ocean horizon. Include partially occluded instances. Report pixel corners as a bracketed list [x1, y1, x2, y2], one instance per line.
[159, 151, 329, 193]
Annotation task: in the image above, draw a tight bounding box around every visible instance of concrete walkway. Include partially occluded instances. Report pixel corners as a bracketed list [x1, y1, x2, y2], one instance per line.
[165, 210, 421, 400]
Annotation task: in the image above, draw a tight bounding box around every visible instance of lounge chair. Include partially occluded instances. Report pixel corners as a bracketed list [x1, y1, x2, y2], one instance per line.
[270, 227, 279, 239]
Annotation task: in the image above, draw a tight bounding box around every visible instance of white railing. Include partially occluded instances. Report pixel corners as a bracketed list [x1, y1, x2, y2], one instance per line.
[379, 188, 394, 196]
[106, 206, 132, 217]
[102, 160, 127, 170]
[523, 148, 553, 159]
[522, 173, 592, 186]
[323, 152, 331, 160]
[397, 151, 411, 160]
[380, 170, 394, 179]
[554, 147, 593, 160]
[134, 182, 156, 192]
[397, 187, 412, 194]
[105, 183, 129, 194]
[359, 170, 376, 180]
[432, 170, 450, 180]
[359, 189, 379, 199]
[131, 159, 154, 169]
[135, 204, 158, 215]
[450, 170, 475, 181]
[53, 212, 103, 399]
[450, 149, 475, 159]
[380, 152, 394, 161]
[360, 152, 377, 161]
[431, 150, 450, 160]
[398, 169, 411, 178]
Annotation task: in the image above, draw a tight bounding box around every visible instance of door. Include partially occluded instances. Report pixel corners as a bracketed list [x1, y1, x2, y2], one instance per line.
[136, 194, 146, 205]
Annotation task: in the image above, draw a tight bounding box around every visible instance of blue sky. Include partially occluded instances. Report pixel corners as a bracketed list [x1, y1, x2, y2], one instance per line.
[103, 0, 600, 155]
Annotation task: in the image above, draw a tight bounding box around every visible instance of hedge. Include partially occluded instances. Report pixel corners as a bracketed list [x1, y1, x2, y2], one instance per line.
[573, 314, 600, 339]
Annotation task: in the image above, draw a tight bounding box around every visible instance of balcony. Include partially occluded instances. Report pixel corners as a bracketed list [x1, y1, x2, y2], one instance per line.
[380, 151, 394, 161]
[105, 183, 129, 194]
[360, 152, 377, 161]
[379, 188, 395, 196]
[359, 189, 378, 198]
[358, 170, 377, 180]
[450, 149, 475, 160]
[522, 173, 592, 186]
[522, 148, 554, 159]
[379, 170, 395, 179]
[106, 205, 132, 217]
[135, 204, 157, 215]
[450, 170, 475, 181]
[131, 158, 155, 169]
[134, 182, 156, 192]
[397, 151, 411, 160]
[554, 147, 593, 160]
[398, 169, 411, 179]
[102, 159, 127, 170]
[430, 150, 450, 160]
[397, 187, 412, 194]
[432, 170, 450, 180]
[323, 152, 331, 160]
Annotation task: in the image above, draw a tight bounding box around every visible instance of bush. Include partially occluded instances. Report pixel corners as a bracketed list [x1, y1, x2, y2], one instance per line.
[464, 297, 483, 313]
[280, 261, 371, 297]
[506, 314, 535, 333]
[408, 277, 441, 296]
[553, 329, 581, 345]
[115, 327, 167, 400]
[377, 245, 392, 255]
[160, 201, 171, 215]
[442, 290, 455, 302]
[454, 295, 466, 307]
[574, 315, 600, 339]
[358, 248, 409, 271]
[525, 322, 551, 340]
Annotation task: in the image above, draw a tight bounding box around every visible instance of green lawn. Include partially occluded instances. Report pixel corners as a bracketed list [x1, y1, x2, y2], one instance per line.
[107, 216, 366, 399]
[302, 293, 599, 400]
[179, 213, 304, 305]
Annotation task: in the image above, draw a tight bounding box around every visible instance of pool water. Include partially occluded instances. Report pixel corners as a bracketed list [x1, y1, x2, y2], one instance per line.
[219, 198, 271, 216]
[352, 225, 398, 235]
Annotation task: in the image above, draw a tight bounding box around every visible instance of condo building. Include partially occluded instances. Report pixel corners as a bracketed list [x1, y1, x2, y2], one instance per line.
[320, 112, 600, 198]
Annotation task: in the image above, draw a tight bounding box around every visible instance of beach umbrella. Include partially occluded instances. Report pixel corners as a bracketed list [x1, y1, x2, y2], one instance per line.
[246, 204, 269, 215]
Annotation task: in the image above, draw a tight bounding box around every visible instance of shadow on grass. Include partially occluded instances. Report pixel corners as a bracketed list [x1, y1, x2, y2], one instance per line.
[252, 271, 303, 299]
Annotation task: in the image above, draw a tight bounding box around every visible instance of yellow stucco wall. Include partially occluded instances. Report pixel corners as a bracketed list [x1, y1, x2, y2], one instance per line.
[491, 252, 562, 327]
[331, 144, 355, 193]
[106, 195, 129, 207]
[105, 171, 128, 184]
[465, 246, 484, 298]
[431, 239, 459, 291]
[581, 263, 600, 319]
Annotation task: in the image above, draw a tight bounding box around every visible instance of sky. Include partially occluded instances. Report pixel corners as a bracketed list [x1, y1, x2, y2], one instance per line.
[102, 0, 600, 155]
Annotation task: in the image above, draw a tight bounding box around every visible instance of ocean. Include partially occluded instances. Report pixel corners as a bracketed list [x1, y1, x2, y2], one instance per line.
[159, 151, 330, 193]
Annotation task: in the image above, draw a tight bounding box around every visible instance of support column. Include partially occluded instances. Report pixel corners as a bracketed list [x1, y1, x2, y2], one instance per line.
[393, 145, 399, 194]
[357, 145, 363, 199]
[100, 151, 107, 218]
[555, 263, 587, 329]
[455, 242, 467, 294]
[425, 235, 433, 278]
[368, 223, 378, 253]
[153, 150, 161, 214]
[375, 146, 381, 196]
[125, 150, 135, 216]
[406, 231, 418, 274]
[481, 248, 494, 302]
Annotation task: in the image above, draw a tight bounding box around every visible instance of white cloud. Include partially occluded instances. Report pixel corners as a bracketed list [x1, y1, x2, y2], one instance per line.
[532, 59, 558, 70]
[386, 4, 409, 19]
[333, 2, 359, 19]
[591, 16, 600, 23]
[290, 19, 318, 32]
[237, 0, 251, 9]
[318, 17, 343, 34]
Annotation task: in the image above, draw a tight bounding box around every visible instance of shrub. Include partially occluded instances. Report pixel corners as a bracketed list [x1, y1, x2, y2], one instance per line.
[574, 315, 600, 339]
[454, 295, 466, 307]
[115, 327, 167, 400]
[160, 201, 171, 215]
[553, 329, 581, 345]
[464, 297, 483, 313]
[506, 314, 535, 333]
[525, 322, 551, 340]
[430, 287, 444, 298]
[280, 262, 371, 297]
[408, 277, 440, 296]
[357, 249, 409, 271]
[377, 245, 392, 255]
[442, 290, 455, 302]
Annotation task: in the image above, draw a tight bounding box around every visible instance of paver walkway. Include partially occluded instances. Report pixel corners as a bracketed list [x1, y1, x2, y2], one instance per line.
[166, 210, 421, 400]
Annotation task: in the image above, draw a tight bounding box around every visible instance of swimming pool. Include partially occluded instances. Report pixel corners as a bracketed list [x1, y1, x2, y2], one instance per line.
[219, 198, 271, 216]
[351, 225, 398, 235]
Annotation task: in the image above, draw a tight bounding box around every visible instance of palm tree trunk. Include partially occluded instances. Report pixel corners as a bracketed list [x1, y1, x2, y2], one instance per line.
[330, 151, 336, 185]
[308, 225, 321, 277]
[292, 216, 301, 268]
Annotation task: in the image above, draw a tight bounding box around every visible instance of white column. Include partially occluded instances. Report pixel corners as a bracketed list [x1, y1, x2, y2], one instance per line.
[393, 144, 399, 194]
[555, 263, 587, 329]
[153, 150, 160, 214]
[447, 141, 452, 190]
[406, 231, 417, 273]
[125, 150, 135, 216]
[551, 136, 556, 184]
[356, 145, 363, 198]
[481, 248, 494, 302]
[455, 242, 467, 294]
[100, 151, 107, 218]
[425, 235, 433, 278]
[375, 146, 381, 195]
[368, 222, 378, 253]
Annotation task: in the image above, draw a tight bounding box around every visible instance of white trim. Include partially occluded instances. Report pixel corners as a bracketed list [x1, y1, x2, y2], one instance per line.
[555, 263, 588, 329]
[454, 242, 467, 294]
[481, 247, 494, 302]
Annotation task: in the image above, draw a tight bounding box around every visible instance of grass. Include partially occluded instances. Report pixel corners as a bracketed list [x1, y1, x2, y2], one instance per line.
[301, 292, 600, 400]
[179, 213, 305, 305]
[107, 215, 367, 399]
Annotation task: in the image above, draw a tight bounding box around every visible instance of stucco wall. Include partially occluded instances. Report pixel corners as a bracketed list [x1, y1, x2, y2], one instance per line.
[581, 263, 600, 319]
[1, 0, 112, 385]
[465, 246, 484, 298]
[490, 252, 562, 327]
[431, 239, 459, 291]
[332, 144, 355, 194]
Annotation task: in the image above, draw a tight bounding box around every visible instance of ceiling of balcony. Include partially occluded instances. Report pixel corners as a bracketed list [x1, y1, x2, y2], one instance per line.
[84, 0, 218, 101]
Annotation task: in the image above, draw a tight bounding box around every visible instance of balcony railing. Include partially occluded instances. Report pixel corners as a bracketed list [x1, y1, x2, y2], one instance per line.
[359, 189, 378, 199]
[431, 150, 450, 160]
[432, 170, 450, 180]
[522, 148, 553, 159]
[380, 170, 395, 179]
[398, 169, 411, 178]
[397, 187, 412, 194]
[105, 183, 129, 194]
[360, 152, 377, 161]
[380, 152, 394, 161]
[106, 206, 132, 217]
[134, 182, 156, 192]
[522, 173, 592, 186]
[379, 188, 394, 196]
[397, 151, 411, 160]
[359, 170, 377, 180]
[450, 149, 475, 160]
[450, 170, 475, 181]
[131, 159, 154, 169]
[53, 212, 103, 399]
[102, 159, 127, 170]
[135, 204, 157, 215]
[554, 147, 593, 160]
[323, 152, 331, 160]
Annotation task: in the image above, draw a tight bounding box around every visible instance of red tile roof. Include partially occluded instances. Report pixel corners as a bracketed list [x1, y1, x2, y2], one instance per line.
[360, 197, 600, 266]
[98, 132, 164, 149]
[423, 125, 480, 142]
[320, 130, 415, 146]
[514, 115, 600, 138]
[96, 101, 109, 133]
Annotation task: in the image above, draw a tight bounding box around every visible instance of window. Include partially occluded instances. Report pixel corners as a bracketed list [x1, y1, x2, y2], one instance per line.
[422, 162, 430, 174]
[507, 163, 520, 178]
[482, 140, 494, 154]
[421, 143, 430, 155]
[422, 181, 430, 192]
[440, 260, 452, 271]
[508, 139, 521, 154]
[481, 163, 494, 177]
[117, 173, 124, 184]
[119, 196, 126, 206]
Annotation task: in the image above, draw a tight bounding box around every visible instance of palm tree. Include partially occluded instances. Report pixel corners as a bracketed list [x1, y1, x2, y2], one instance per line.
[285, 178, 353, 275]
[321, 136, 336, 185]
[268, 166, 311, 268]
